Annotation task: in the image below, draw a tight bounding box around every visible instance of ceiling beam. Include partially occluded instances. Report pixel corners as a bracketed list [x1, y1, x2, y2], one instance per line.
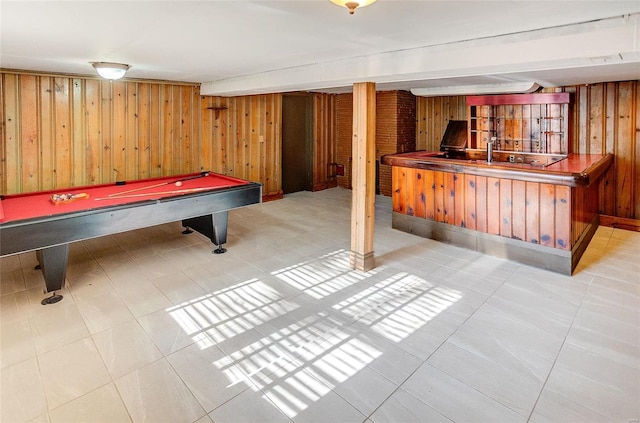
[201, 14, 640, 96]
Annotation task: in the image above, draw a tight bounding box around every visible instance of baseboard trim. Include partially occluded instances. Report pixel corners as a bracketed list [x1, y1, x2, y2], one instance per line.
[599, 215, 640, 232]
[391, 212, 597, 275]
[262, 191, 283, 202]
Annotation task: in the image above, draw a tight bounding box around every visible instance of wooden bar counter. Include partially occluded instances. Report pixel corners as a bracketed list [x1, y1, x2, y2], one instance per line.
[381, 151, 613, 274]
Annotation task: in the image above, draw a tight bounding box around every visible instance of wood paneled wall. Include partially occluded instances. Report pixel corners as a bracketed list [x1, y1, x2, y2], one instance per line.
[416, 96, 467, 151]
[1, 72, 201, 194]
[569, 82, 640, 220]
[201, 92, 337, 197]
[3, 69, 637, 221]
[200, 94, 282, 198]
[415, 82, 640, 221]
[1, 70, 337, 201]
[312, 93, 337, 191]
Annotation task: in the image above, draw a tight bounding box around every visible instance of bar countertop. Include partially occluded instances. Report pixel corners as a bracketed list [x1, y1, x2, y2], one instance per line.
[381, 151, 613, 187]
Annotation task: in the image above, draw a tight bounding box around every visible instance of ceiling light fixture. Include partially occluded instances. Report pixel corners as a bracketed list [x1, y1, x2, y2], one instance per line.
[331, 0, 377, 15]
[91, 62, 130, 80]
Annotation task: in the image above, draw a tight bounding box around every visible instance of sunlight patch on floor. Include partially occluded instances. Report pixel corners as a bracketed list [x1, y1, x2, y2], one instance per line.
[167, 278, 299, 349]
[271, 249, 380, 299]
[213, 311, 381, 418]
[333, 272, 462, 342]
[170, 251, 462, 418]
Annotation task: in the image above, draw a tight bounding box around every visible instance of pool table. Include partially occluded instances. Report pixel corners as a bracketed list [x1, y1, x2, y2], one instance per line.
[0, 171, 262, 302]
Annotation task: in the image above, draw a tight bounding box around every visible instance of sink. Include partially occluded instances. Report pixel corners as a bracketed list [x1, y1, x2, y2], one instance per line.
[446, 149, 566, 168]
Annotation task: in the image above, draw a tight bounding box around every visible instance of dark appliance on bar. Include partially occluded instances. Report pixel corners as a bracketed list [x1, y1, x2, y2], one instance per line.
[439, 120, 468, 159]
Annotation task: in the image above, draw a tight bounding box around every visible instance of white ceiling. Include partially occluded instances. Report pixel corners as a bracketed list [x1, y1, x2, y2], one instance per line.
[1, 1, 640, 96]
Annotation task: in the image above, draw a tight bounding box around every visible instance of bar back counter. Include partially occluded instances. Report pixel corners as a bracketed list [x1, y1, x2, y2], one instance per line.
[381, 93, 613, 274]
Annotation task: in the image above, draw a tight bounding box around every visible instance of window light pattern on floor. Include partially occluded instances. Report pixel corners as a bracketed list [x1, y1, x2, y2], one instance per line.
[271, 249, 377, 299]
[168, 249, 462, 418]
[167, 278, 299, 349]
[333, 272, 462, 342]
[212, 311, 382, 418]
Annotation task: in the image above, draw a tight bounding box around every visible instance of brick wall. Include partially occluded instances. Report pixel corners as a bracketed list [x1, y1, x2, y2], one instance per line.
[377, 91, 417, 196]
[397, 90, 417, 154]
[336, 93, 353, 189]
[376, 91, 397, 196]
[335, 90, 417, 195]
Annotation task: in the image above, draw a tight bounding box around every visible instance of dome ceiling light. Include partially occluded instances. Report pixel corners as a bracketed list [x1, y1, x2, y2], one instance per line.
[91, 62, 130, 80]
[331, 0, 377, 15]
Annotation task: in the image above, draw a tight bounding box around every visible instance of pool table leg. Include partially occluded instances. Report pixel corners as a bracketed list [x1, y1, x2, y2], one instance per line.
[35, 244, 69, 299]
[181, 211, 229, 254]
[212, 211, 228, 254]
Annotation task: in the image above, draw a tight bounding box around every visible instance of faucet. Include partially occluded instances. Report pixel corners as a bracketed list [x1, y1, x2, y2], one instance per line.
[487, 137, 496, 163]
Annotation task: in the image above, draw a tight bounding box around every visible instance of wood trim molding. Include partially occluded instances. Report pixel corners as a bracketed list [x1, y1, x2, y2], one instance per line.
[466, 93, 570, 106]
[598, 215, 640, 232]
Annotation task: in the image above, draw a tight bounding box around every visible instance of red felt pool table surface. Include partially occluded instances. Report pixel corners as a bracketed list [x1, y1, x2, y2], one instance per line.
[0, 172, 250, 223]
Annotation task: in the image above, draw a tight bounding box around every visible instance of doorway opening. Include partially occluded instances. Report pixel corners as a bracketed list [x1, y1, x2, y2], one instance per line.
[282, 94, 313, 194]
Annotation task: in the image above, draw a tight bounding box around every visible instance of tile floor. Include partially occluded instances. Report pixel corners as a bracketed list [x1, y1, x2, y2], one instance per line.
[1, 187, 638, 423]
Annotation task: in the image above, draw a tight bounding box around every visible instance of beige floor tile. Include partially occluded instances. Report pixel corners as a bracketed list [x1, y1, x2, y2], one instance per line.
[91, 247, 133, 270]
[93, 320, 163, 379]
[332, 365, 397, 416]
[74, 288, 135, 335]
[447, 311, 562, 379]
[133, 254, 184, 279]
[167, 343, 251, 413]
[112, 279, 173, 318]
[554, 343, 640, 401]
[48, 383, 131, 423]
[30, 303, 90, 354]
[158, 244, 216, 272]
[82, 234, 119, 253]
[21, 285, 73, 317]
[26, 413, 51, 423]
[428, 342, 545, 417]
[194, 416, 213, 423]
[103, 261, 151, 288]
[0, 358, 47, 422]
[0, 290, 31, 325]
[288, 388, 366, 423]
[207, 388, 292, 423]
[17, 251, 40, 270]
[180, 264, 241, 292]
[572, 307, 640, 348]
[0, 254, 22, 272]
[115, 359, 205, 423]
[350, 330, 424, 386]
[369, 388, 453, 423]
[564, 325, 640, 370]
[138, 307, 200, 355]
[401, 363, 526, 422]
[1, 267, 26, 296]
[530, 388, 615, 423]
[0, 317, 35, 369]
[66, 254, 103, 279]
[38, 337, 111, 410]
[150, 271, 207, 305]
[542, 365, 639, 422]
[67, 269, 113, 297]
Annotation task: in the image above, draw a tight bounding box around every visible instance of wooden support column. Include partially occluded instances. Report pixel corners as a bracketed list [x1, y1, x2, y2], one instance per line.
[350, 82, 376, 272]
